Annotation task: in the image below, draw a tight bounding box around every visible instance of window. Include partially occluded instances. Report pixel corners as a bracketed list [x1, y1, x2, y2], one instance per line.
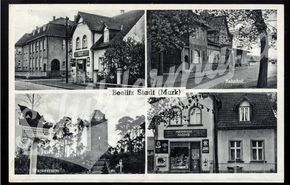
[98, 57, 104, 71]
[192, 49, 201, 64]
[104, 28, 109, 42]
[43, 38, 46, 50]
[62, 61, 65, 67]
[229, 141, 242, 161]
[239, 101, 250, 121]
[252, 141, 264, 161]
[169, 107, 182, 125]
[189, 107, 201, 125]
[76, 37, 80, 50]
[62, 40, 65, 50]
[82, 35, 87, 48]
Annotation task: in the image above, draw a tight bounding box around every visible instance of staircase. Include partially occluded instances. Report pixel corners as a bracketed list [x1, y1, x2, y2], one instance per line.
[91, 158, 109, 174]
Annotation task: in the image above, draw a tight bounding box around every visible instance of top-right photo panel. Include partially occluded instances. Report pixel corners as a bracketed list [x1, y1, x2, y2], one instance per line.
[147, 9, 278, 89]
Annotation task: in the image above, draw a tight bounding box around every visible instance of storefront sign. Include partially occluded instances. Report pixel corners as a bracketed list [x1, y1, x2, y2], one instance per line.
[74, 50, 89, 57]
[202, 139, 209, 153]
[164, 129, 207, 138]
[155, 140, 168, 153]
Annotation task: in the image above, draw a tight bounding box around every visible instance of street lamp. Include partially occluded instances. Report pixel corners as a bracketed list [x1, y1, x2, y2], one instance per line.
[65, 17, 69, 84]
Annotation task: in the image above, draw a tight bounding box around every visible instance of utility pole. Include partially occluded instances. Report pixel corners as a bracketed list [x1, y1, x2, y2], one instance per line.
[65, 17, 69, 83]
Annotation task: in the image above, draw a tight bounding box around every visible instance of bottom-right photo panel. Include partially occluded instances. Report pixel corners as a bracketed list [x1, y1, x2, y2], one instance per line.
[146, 93, 277, 173]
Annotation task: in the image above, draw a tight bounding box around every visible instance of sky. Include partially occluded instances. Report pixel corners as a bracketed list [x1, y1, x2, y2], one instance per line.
[11, 6, 278, 59]
[10, 5, 123, 42]
[15, 93, 145, 147]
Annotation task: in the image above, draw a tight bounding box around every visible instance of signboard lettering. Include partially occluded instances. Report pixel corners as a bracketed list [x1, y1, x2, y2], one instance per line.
[202, 139, 209, 153]
[164, 129, 207, 138]
[74, 50, 89, 57]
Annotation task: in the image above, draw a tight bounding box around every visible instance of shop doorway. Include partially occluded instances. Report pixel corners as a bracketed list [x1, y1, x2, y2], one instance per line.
[76, 59, 87, 83]
[170, 142, 201, 173]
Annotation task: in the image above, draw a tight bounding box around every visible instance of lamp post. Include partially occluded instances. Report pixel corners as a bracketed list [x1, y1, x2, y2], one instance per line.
[65, 17, 69, 84]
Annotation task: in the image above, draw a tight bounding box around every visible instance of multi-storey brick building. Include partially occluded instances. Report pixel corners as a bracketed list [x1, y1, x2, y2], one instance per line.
[15, 16, 74, 78]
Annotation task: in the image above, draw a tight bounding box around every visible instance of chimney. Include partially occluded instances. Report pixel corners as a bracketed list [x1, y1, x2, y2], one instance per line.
[120, 10, 125, 14]
[120, 25, 123, 30]
[53, 16, 56, 21]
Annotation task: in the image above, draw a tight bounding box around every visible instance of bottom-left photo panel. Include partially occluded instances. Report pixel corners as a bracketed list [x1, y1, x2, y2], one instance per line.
[13, 93, 146, 174]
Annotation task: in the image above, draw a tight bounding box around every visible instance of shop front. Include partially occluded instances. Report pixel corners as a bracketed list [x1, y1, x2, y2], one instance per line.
[73, 50, 91, 84]
[150, 96, 216, 173]
[154, 128, 212, 173]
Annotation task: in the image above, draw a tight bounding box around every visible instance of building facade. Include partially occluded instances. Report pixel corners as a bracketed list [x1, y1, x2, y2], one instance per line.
[148, 93, 277, 173]
[149, 11, 233, 75]
[15, 17, 74, 78]
[148, 95, 216, 173]
[71, 10, 145, 84]
[216, 93, 277, 173]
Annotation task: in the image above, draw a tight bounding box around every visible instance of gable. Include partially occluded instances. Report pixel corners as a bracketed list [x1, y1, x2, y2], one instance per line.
[216, 93, 276, 130]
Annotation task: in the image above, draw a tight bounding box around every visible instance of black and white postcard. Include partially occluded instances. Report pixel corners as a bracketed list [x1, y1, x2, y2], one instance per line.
[6, 3, 284, 183]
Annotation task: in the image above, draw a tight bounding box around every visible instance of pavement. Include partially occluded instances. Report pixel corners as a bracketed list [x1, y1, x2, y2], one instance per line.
[15, 78, 143, 90]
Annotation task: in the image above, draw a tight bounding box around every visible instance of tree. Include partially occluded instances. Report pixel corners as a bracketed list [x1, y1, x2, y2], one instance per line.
[197, 10, 277, 88]
[102, 38, 145, 85]
[148, 10, 200, 75]
[148, 10, 277, 88]
[22, 94, 42, 110]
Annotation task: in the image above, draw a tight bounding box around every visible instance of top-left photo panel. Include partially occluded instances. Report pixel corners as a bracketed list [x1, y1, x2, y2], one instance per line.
[10, 5, 145, 90]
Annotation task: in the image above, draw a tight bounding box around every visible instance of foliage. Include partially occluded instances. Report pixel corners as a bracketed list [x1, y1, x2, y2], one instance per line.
[147, 94, 213, 131]
[148, 10, 202, 53]
[195, 9, 277, 50]
[15, 148, 30, 174]
[102, 38, 145, 85]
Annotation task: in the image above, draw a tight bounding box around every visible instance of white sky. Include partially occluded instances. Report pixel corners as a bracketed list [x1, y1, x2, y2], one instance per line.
[15, 93, 145, 147]
[10, 5, 123, 42]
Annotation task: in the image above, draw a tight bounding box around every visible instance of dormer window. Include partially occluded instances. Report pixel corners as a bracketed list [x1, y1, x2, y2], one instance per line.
[239, 101, 250, 121]
[104, 27, 109, 43]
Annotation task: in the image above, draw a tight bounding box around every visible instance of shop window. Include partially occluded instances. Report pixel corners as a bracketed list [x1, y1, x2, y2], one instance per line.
[76, 37, 81, 50]
[170, 142, 190, 170]
[251, 140, 264, 161]
[189, 107, 201, 125]
[169, 107, 182, 125]
[239, 101, 250, 121]
[82, 35, 87, 49]
[229, 141, 242, 161]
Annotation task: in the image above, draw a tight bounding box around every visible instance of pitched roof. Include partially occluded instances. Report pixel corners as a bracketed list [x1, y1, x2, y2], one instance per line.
[15, 17, 75, 46]
[215, 93, 276, 130]
[77, 11, 122, 32]
[91, 10, 144, 50]
[15, 33, 31, 47]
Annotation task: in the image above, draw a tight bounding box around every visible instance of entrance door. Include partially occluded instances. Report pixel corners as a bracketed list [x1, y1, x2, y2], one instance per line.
[190, 142, 201, 172]
[76, 59, 87, 83]
[50, 59, 60, 77]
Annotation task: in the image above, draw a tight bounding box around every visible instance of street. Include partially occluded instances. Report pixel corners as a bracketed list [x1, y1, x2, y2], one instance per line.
[159, 62, 277, 89]
[15, 80, 63, 90]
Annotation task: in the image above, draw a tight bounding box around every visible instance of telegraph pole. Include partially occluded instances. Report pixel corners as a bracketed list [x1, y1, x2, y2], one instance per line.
[65, 17, 69, 83]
